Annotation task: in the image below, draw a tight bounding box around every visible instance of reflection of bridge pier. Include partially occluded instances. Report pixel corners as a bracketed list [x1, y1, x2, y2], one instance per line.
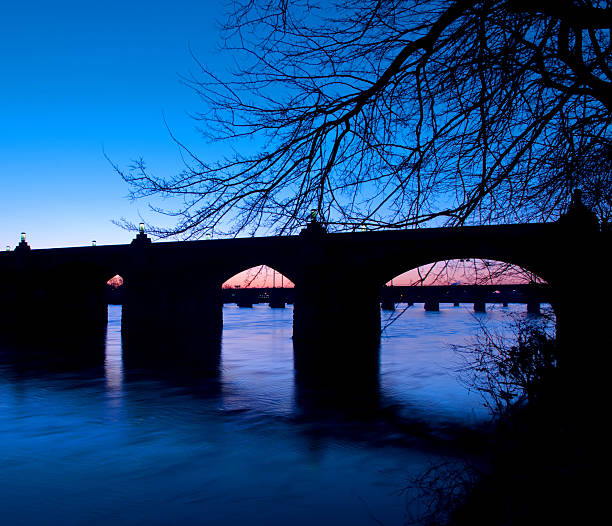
[293, 338, 381, 414]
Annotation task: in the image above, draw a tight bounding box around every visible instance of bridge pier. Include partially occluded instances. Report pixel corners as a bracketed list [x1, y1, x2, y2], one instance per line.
[122, 272, 222, 370]
[269, 289, 285, 308]
[381, 298, 396, 311]
[236, 295, 254, 308]
[12, 267, 106, 337]
[293, 278, 381, 370]
[527, 301, 540, 315]
[550, 281, 609, 414]
[292, 227, 381, 374]
[380, 287, 395, 311]
[548, 204, 610, 402]
[424, 300, 439, 311]
[0, 259, 107, 363]
[473, 301, 486, 313]
[121, 237, 223, 366]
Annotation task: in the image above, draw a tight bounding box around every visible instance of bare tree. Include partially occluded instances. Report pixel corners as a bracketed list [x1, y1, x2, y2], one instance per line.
[455, 311, 557, 419]
[116, 0, 611, 238]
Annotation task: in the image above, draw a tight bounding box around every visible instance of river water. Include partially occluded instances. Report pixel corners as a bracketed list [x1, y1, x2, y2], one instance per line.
[0, 303, 549, 525]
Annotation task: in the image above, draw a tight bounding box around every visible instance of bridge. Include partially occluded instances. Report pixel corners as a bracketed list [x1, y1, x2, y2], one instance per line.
[0, 195, 608, 375]
[217, 284, 551, 313]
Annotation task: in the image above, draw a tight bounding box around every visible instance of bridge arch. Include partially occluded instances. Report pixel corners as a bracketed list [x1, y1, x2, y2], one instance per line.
[372, 250, 553, 290]
[383, 258, 546, 287]
[379, 258, 551, 314]
[217, 260, 298, 288]
[223, 265, 294, 288]
[106, 274, 125, 305]
[221, 265, 294, 308]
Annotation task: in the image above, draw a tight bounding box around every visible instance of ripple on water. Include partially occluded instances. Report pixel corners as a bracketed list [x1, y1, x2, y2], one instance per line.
[0, 302, 552, 525]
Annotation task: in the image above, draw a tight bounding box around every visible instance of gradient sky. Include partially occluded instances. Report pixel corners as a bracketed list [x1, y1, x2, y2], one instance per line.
[1, 0, 226, 249]
[1, 2, 541, 288]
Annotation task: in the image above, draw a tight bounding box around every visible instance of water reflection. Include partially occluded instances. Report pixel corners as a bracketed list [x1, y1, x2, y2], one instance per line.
[0, 301, 554, 526]
[104, 305, 123, 405]
[292, 341, 382, 418]
[121, 320, 221, 377]
[220, 305, 295, 415]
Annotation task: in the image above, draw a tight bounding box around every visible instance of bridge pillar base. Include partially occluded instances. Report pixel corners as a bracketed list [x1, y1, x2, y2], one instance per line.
[381, 299, 396, 311]
[0, 269, 108, 365]
[474, 301, 486, 313]
[424, 300, 439, 311]
[293, 267, 381, 374]
[527, 301, 541, 315]
[122, 273, 222, 368]
[269, 289, 286, 308]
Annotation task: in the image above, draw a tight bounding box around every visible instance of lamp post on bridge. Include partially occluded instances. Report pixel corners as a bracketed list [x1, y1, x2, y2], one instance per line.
[300, 208, 327, 237]
[15, 232, 31, 252]
[131, 222, 152, 246]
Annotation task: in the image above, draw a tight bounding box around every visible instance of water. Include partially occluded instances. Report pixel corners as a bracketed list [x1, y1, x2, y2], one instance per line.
[0, 303, 547, 525]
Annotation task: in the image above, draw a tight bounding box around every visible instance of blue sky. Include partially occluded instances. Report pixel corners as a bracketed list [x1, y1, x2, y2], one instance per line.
[0, 0, 226, 248]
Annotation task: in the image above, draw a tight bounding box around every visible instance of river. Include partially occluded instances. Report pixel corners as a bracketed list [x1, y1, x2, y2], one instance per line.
[0, 303, 550, 525]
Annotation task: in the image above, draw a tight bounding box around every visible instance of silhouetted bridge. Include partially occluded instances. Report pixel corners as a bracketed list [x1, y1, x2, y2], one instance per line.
[0, 199, 608, 373]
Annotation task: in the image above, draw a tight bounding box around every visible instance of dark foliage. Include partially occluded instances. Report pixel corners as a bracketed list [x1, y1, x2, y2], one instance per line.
[411, 315, 599, 525]
[455, 313, 557, 419]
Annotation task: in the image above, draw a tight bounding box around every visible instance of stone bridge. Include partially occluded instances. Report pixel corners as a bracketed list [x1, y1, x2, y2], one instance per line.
[0, 199, 608, 374]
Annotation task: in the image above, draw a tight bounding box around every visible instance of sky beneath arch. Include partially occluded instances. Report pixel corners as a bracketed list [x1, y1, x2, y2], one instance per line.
[223, 260, 543, 288]
[0, 0, 226, 249]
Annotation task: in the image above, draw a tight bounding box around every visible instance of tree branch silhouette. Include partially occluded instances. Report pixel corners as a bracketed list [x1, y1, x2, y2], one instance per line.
[116, 0, 611, 238]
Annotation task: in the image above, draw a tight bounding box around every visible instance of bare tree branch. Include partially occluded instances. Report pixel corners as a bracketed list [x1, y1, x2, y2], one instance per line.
[116, 0, 612, 238]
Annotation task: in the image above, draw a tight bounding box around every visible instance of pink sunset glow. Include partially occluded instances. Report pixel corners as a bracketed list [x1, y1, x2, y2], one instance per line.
[223, 266, 295, 288]
[222, 260, 544, 289]
[386, 259, 545, 286]
[107, 275, 124, 288]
